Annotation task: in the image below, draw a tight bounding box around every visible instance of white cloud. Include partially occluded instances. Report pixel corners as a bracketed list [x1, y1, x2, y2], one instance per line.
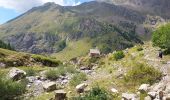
[0, 0, 82, 13]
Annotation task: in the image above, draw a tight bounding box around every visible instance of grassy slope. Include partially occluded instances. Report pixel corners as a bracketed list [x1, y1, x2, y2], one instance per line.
[51, 38, 92, 61]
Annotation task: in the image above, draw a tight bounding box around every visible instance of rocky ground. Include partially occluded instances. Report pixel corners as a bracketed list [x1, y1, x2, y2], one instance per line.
[1, 42, 170, 100]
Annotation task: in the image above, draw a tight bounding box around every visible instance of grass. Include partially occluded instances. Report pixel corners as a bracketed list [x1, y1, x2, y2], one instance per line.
[69, 72, 87, 87]
[31, 55, 61, 67]
[0, 73, 27, 100]
[51, 38, 92, 61]
[124, 63, 162, 85]
[45, 65, 77, 80]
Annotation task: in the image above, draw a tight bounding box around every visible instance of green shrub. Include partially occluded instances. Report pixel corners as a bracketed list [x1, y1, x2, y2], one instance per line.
[0, 76, 26, 99]
[124, 63, 162, 84]
[45, 69, 60, 80]
[113, 51, 125, 61]
[73, 86, 113, 100]
[65, 65, 77, 74]
[32, 55, 61, 67]
[69, 72, 87, 87]
[45, 66, 69, 80]
[152, 23, 170, 51]
[136, 46, 143, 51]
[25, 67, 36, 76]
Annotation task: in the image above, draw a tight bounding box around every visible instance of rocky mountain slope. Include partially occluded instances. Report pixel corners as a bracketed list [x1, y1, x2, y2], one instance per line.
[0, 1, 146, 54]
[97, 0, 170, 19]
[0, 1, 168, 56]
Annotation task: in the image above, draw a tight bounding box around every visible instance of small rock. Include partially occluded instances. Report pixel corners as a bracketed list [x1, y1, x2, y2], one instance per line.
[55, 90, 67, 100]
[148, 92, 157, 99]
[76, 83, 88, 93]
[8, 67, 26, 81]
[0, 63, 6, 68]
[111, 88, 119, 94]
[139, 84, 150, 92]
[122, 93, 137, 100]
[43, 82, 56, 92]
[26, 76, 37, 83]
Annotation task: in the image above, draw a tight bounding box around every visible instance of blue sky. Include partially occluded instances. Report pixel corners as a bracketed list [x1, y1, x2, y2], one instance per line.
[0, 0, 93, 24]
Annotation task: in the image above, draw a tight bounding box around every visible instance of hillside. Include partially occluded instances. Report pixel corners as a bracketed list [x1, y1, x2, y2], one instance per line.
[0, 42, 170, 100]
[0, 1, 149, 55]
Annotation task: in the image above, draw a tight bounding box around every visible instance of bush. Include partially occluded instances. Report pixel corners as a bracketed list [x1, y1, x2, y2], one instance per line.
[124, 63, 162, 84]
[136, 46, 143, 51]
[152, 23, 170, 51]
[113, 51, 125, 61]
[45, 66, 77, 80]
[73, 86, 113, 100]
[0, 76, 26, 99]
[69, 72, 87, 87]
[25, 67, 36, 76]
[45, 69, 62, 80]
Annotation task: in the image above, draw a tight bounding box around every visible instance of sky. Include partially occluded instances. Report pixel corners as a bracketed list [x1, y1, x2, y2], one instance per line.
[0, 0, 93, 24]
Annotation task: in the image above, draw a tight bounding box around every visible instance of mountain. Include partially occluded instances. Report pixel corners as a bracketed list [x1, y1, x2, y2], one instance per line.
[0, 1, 167, 58]
[97, 0, 170, 19]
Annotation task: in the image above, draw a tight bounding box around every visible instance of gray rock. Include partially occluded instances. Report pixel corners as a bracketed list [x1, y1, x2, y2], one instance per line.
[122, 93, 137, 100]
[55, 90, 67, 100]
[42, 82, 56, 92]
[26, 76, 37, 83]
[139, 84, 150, 92]
[8, 67, 26, 81]
[76, 83, 88, 93]
[0, 63, 6, 68]
[111, 88, 119, 94]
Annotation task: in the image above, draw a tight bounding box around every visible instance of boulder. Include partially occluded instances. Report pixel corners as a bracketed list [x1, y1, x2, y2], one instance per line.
[122, 93, 137, 100]
[144, 96, 152, 100]
[111, 88, 119, 94]
[55, 90, 67, 100]
[139, 84, 150, 92]
[8, 67, 26, 81]
[43, 82, 56, 92]
[76, 83, 88, 93]
[148, 92, 157, 99]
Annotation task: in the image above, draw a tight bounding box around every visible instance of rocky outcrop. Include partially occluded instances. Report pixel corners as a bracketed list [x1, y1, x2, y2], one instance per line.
[8, 67, 26, 81]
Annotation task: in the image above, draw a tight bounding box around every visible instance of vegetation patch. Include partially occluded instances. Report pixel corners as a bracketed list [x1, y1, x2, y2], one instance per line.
[45, 65, 77, 80]
[113, 51, 125, 61]
[0, 73, 27, 100]
[32, 55, 61, 67]
[124, 63, 162, 85]
[69, 72, 87, 87]
[73, 86, 113, 100]
[152, 23, 170, 54]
